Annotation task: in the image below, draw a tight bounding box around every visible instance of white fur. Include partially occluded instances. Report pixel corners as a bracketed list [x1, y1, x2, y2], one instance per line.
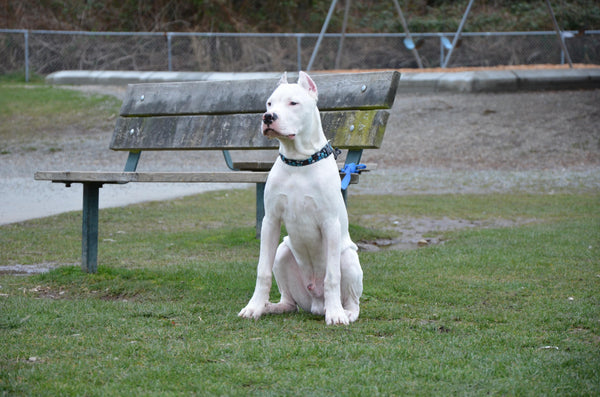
[238, 72, 363, 325]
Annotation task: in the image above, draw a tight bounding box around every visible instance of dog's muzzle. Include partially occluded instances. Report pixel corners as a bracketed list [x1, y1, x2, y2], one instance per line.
[263, 112, 278, 126]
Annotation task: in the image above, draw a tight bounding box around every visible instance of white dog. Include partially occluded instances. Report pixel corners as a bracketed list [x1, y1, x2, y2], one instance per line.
[238, 71, 363, 325]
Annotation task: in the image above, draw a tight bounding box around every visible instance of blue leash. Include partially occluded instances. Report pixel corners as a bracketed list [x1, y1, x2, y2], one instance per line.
[340, 163, 367, 190]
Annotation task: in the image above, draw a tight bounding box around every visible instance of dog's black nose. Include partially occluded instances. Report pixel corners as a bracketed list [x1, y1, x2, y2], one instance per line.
[263, 112, 278, 125]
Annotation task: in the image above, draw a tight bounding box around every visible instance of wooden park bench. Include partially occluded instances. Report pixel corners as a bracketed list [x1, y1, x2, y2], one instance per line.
[35, 71, 400, 273]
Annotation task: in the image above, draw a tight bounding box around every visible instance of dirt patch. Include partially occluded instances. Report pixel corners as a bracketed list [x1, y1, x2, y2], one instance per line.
[357, 216, 536, 251]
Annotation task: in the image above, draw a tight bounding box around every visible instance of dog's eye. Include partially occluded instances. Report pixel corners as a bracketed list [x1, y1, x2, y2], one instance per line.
[267, 102, 272, 107]
[290, 101, 298, 106]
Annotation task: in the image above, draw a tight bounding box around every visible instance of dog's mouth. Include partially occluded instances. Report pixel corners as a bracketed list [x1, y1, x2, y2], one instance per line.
[263, 128, 296, 140]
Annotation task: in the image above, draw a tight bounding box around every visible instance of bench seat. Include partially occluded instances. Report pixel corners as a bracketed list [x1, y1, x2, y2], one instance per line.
[36, 169, 362, 185]
[35, 171, 270, 184]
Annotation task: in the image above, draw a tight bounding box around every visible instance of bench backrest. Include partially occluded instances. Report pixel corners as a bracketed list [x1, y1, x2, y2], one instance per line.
[111, 71, 399, 151]
[110, 71, 399, 172]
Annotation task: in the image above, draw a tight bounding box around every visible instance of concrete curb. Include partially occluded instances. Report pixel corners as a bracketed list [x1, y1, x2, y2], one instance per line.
[398, 68, 600, 93]
[45, 70, 282, 85]
[45, 68, 600, 93]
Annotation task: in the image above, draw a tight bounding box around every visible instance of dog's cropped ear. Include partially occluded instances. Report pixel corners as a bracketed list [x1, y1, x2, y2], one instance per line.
[298, 71, 318, 101]
[278, 72, 288, 85]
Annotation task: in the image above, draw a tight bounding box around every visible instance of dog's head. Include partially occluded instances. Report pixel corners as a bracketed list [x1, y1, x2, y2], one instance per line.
[261, 71, 320, 142]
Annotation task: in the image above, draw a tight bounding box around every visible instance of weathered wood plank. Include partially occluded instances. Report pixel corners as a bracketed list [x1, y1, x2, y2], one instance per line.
[110, 109, 388, 151]
[119, 71, 400, 116]
[34, 170, 360, 184]
[233, 161, 378, 172]
[35, 171, 270, 184]
[232, 161, 274, 171]
[112, 113, 274, 150]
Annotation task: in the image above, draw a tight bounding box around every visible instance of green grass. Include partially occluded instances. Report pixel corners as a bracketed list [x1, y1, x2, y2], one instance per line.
[1, 190, 598, 395]
[0, 82, 121, 152]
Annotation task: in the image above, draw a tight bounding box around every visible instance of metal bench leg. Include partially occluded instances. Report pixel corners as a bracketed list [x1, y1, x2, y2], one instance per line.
[342, 188, 348, 206]
[255, 182, 266, 239]
[82, 182, 101, 273]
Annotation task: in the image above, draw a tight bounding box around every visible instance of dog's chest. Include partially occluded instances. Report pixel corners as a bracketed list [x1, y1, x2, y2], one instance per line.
[272, 190, 324, 227]
[267, 164, 342, 237]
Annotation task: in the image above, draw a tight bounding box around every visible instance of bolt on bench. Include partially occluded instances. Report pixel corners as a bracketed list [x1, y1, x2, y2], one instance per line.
[35, 71, 400, 273]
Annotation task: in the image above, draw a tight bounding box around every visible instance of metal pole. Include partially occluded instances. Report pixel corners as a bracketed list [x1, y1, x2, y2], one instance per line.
[82, 183, 101, 273]
[545, 0, 573, 68]
[167, 32, 173, 71]
[335, 0, 351, 69]
[307, 0, 338, 71]
[440, 36, 444, 66]
[442, 0, 475, 68]
[297, 35, 302, 71]
[392, 0, 423, 69]
[24, 30, 29, 82]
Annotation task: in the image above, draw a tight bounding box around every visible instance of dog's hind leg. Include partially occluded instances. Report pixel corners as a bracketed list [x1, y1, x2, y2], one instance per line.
[340, 248, 363, 323]
[266, 242, 308, 314]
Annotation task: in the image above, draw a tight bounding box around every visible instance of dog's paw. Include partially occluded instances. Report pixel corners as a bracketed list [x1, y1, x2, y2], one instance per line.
[266, 301, 297, 314]
[345, 309, 360, 323]
[238, 301, 268, 320]
[325, 309, 350, 326]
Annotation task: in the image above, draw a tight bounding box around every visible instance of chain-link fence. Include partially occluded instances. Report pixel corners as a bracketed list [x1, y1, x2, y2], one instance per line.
[1, 30, 599, 79]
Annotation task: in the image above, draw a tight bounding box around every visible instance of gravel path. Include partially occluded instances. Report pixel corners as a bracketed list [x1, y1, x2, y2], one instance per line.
[1, 86, 598, 226]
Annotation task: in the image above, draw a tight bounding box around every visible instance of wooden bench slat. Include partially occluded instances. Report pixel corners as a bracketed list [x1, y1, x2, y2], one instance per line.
[35, 171, 269, 184]
[119, 71, 400, 116]
[35, 170, 361, 184]
[232, 161, 274, 171]
[233, 161, 378, 172]
[110, 109, 389, 151]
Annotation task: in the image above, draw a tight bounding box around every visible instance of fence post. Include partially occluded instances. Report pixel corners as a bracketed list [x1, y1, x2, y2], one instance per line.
[167, 32, 173, 71]
[545, 0, 573, 68]
[297, 35, 302, 71]
[24, 30, 29, 82]
[440, 36, 444, 66]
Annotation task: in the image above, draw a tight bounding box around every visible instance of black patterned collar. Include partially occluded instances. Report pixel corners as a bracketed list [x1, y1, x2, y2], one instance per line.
[279, 142, 340, 167]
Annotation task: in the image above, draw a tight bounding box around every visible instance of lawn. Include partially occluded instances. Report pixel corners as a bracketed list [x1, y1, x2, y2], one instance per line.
[1, 190, 598, 395]
[0, 79, 121, 155]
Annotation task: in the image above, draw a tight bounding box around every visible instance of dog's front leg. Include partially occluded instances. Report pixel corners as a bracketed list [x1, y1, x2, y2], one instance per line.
[238, 215, 280, 320]
[322, 218, 350, 325]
